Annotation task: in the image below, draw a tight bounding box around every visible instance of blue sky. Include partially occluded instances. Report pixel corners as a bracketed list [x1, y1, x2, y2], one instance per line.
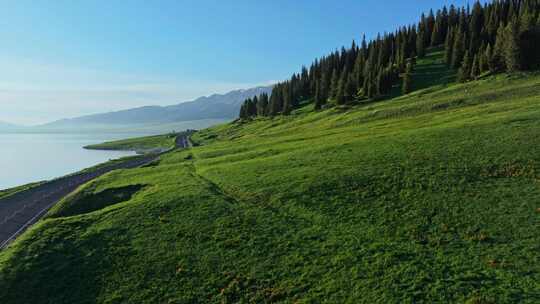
[0, 0, 482, 125]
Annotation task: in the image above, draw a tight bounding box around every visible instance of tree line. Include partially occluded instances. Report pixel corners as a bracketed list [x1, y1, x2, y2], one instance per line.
[240, 0, 540, 119]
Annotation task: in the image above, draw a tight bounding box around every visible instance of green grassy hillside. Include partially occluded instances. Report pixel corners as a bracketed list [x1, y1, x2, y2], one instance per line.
[84, 133, 177, 152]
[0, 52, 539, 303]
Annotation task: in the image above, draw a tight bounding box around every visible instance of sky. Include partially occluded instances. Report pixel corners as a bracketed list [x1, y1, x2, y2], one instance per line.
[0, 0, 483, 125]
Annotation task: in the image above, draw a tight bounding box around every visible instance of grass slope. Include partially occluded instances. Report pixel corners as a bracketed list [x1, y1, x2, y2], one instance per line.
[0, 52, 539, 303]
[85, 133, 177, 152]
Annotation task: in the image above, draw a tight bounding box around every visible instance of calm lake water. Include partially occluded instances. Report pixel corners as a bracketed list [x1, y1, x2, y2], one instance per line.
[0, 133, 141, 190]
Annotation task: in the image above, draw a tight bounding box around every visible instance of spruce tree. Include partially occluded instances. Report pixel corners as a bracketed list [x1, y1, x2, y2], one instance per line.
[484, 43, 493, 72]
[330, 69, 339, 99]
[345, 74, 356, 101]
[282, 85, 293, 115]
[247, 98, 257, 117]
[431, 23, 442, 47]
[252, 96, 259, 116]
[504, 21, 521, 72]
[268, 88, 282, 116]
[444, 29, 455, 66]
[470, 54, 480, 79]
[402, 61, 413, 94]
[519, 24, 540, 70]
[257, 94, 269, 116]
[451, 29, 466, 69]
[314, 80, 324, 110]
[335, 69, 347, 105]
[239, 103, 247, 119]
[352, 53, 365, 89]
[479, 51, 489, 73]
[491, 24, 507, 71]
[416, 31, 426, 58]
[458, 51, 472, 82]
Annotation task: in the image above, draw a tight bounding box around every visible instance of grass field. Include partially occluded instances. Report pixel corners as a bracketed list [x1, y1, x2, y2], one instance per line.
[0, 51, 539, 303]
[84, 133, 177, 152]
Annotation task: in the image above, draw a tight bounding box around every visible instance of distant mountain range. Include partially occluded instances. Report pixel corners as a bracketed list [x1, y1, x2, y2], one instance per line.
[0, 85, 273, 133]
[0, 121, 19, 130]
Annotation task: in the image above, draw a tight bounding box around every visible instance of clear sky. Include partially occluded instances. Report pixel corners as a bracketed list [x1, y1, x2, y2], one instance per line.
[0, 0, 483, 125]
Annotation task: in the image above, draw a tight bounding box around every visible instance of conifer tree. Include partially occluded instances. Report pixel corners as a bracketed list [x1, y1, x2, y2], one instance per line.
[519, 23, 540, 70]
[314, 80, 324, 110]
[248, 98, 257, 117]
[444, 29, 455, 66]
[431, 22, 442, 46]
[239, 104, 246, 119]
[282, 85, 292, 115]
[504, 21, 522, 72]
[458, 51, 472, 82]
[320, 71, 331, 103]
[257, 93, 269, 116]
[330, 69, 339, 99]
[352, 53, 365, 89]
[484, 43, 493, 72]
[491, 24, 507, 71]
[470, 54, 480, 79]
[252, 96, 259, 115]
[452, 29, 466, 69]
[268, 88, 283, 116]
[335, 69, 347, 105]
[402, 61, 413, 94]
[416, 31, 426, 58]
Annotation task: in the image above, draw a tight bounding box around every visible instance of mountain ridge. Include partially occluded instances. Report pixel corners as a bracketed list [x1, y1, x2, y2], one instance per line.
[39, 86, 273, 129]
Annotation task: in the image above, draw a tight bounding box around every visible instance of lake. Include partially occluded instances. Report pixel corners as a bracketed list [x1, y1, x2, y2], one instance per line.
[0, 133, 141, 190]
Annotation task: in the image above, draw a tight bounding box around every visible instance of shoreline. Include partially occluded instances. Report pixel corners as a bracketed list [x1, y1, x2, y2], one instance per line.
[0, 133, 191, 249]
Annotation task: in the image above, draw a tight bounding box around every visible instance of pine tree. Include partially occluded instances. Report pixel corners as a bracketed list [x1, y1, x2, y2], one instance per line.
[431, 22, 442, 46]
[239, 103, 247, 119]
[470, 54, 480, 79]
[468, 1, 484, 53]
[345, 74, 356, 101]
[352, 53, 365, 89]
[402, 61, 413, 94]
[314, 80, 324, 110]
[519, 22, 540, 70]
[484, 43, 493, 72]
[444, 28, 455, 66]
[504, 21, 521, 72]
[458, 51, 472, 82]
[320, 71, 331, 102]
[257, 94, 269, 116]
[252, 96, 259, 116]
[451, 29, 466, 69]
[330, 69, 339, 99]
[416, 31, 426, 58]
[282, 85, 292, 115]
[247, 98, 257, 117]
[335, 69, 347, 105]
[491, 24, 506, 71]
[479, 50, 489, 73]
[268, 88, 283, 116]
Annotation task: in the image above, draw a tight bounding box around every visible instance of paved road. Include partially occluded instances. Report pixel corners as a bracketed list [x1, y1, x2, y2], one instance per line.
[175, 134, 191, 148]
[0, 134, 191, 250]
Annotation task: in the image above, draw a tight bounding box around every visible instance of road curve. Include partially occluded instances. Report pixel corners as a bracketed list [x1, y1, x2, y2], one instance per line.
[0, 134, 191, 250]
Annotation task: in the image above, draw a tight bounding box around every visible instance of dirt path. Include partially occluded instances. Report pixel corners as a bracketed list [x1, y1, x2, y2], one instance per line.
[0, 134, 191, 250]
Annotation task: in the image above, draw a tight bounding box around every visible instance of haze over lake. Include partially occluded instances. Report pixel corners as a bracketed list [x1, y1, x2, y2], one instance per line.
[0, 133, 140, 190]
